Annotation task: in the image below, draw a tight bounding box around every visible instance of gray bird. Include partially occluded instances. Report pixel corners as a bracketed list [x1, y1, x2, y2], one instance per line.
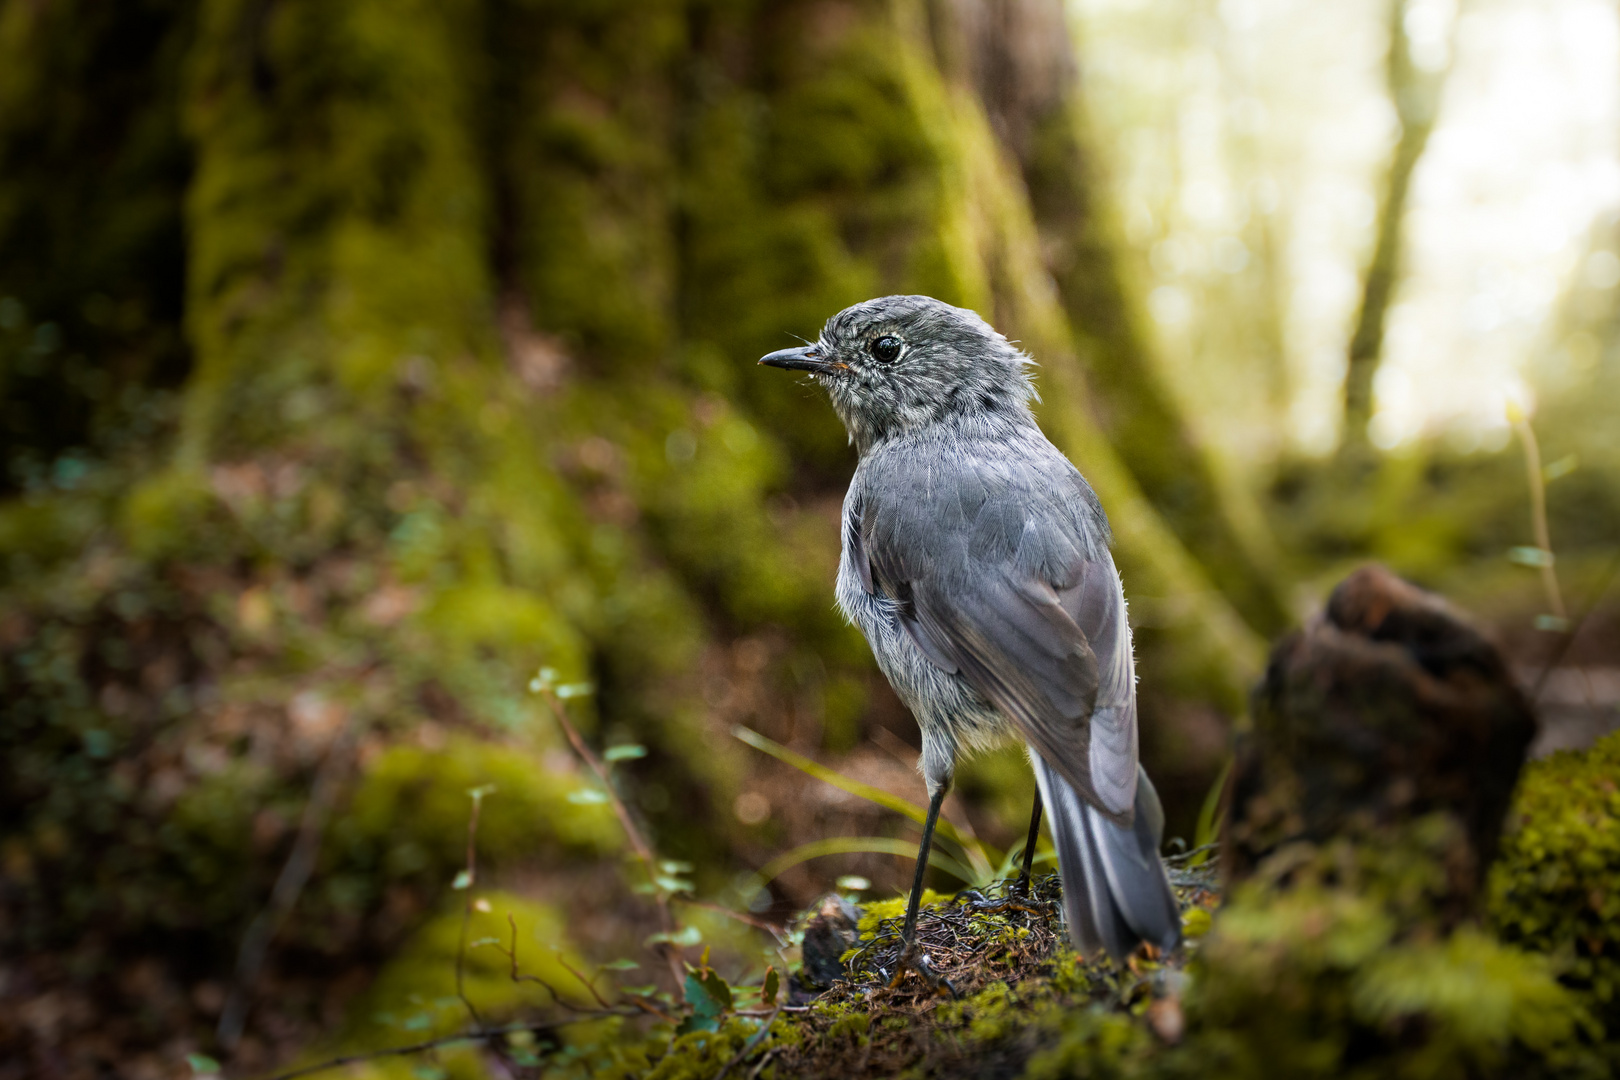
[759, 295, 1181, 971]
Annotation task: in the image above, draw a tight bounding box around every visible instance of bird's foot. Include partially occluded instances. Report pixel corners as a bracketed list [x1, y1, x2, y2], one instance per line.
[955, 888, 1050, 920]
[886, 941, 955, 997]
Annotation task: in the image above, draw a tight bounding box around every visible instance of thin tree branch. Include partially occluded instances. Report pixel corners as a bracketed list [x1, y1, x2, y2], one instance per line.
[1530, 547, 1620, 705]
[535, 686, 687, 988]
[455, 789, 489, 1031]
[553, 951, 616, 1011]
[219, 712, 361, 1049]
[1513, 415, 1568, 621]
[254, 1016, 641, 1080]
[495, 913, 576, 1007]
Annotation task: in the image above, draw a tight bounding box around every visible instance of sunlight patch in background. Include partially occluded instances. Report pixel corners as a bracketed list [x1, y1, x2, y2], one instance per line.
[1071, 0, 1620, 458]
[1379, 0, 1620, 451]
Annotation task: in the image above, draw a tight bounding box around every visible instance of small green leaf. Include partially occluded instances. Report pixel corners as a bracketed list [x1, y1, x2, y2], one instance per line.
[452, 870, 473, 890]
[1534, 614, 1572, 632]
[186, 1054, 221, 1075]
[402, 1013, 433, 1031]
[469, 936, 501, 948]
[556, 682, 595, 699]
[604, 743, 647, 762]
[1544, 453, 1578, 482]
[82, 728, 114, 759]
[1509, 546, 1554, 568]
[655, 875, 694, 894]
[658, 860, 694, 874]
[567, 788, 608, 805]
[677, 967, 734, 1034]
[646, 924, 703, 948]
[600, 958, 640, 971]
[623, 984, 658, 996]
[762, 966, 780, 1006]
[529, 666, 558, 693]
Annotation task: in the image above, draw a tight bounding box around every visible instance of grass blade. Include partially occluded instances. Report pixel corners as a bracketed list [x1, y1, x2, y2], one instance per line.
[731, 726, 996, 876]
[734, 837, 978, 908]
[1190, 755, 1232, 867]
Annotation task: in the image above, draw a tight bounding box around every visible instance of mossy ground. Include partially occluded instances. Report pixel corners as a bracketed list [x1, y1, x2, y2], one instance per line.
[442, 735, 1615, 1080]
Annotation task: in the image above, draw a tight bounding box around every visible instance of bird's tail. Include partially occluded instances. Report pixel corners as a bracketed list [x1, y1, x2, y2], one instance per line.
[1032, 753, 1182, 962]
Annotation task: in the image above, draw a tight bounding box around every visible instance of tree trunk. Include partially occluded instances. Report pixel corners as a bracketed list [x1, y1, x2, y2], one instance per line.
[1341, 0, 1447, 449]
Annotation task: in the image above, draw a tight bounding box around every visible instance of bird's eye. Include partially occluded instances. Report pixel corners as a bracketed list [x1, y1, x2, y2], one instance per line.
[870, 336, 902, 363]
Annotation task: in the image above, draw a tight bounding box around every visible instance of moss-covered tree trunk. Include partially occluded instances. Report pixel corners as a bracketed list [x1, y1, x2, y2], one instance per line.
[2, 0, 1273, 1071]
[924, 0, 1291, 637]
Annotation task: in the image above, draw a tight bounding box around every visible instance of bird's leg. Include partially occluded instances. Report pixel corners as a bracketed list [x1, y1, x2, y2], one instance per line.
[900, 784, 946, 948]
[1016, 791, 1043, 896]
[962, 791, 1049, 919]
[890, 785, 952, 994]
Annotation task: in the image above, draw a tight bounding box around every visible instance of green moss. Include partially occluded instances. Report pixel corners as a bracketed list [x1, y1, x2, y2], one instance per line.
[120, 465, 215, 560]
[303, 892, 639, 1079]
[675, 6, 951, 472]
[1022, 1007, 1148, 1080]
[853, 889, 949, 937]
[504, 0, 681, 374]
[339, 736, 621, 883]
[1490, 731, 1620, 1064]
[1166, 816, 1601, 1080]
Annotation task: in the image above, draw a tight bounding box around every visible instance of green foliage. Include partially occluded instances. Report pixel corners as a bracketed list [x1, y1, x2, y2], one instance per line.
[351, 894, 582, 1039]
[643, 1015, 793, 1080]
[1490, 731, 1620, 1064]
[316, 894, 669, 1080]
[1166, 813, 1601, 1080]
[678, 967, 733, 1034]
[853, 890, 950, 937]
[1022, 1008, 1149, 1080]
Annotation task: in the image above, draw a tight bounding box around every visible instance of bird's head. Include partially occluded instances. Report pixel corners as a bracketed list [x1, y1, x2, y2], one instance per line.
[758, 295, 1037, 451]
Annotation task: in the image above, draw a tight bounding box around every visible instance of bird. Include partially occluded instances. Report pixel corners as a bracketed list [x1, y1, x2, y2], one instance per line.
[758, 294, 1182, 974]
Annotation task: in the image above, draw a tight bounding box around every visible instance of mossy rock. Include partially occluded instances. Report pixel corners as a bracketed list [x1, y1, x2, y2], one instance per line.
[336, 736, 623, 887]
[1490, 730, 1620, 1068]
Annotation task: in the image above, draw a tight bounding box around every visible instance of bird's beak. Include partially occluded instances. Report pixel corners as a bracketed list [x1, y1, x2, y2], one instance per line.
[758, 345, 842, 375]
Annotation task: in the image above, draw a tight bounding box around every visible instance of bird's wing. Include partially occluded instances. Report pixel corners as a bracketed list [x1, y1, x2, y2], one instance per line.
[859, 446, 1139, 824]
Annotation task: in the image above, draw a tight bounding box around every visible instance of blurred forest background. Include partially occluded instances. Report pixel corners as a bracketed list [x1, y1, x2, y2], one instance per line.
[1, 0, 1617, 1076]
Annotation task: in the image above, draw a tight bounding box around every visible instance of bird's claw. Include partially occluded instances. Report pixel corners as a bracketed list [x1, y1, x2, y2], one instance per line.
[888, 942, 956, 997]
[965, 895, 1051, 919]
